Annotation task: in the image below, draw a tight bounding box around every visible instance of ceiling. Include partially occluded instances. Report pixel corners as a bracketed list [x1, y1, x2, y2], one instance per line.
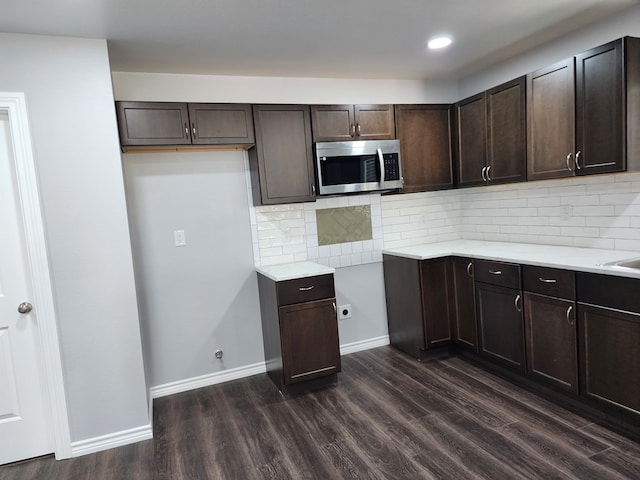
[1, 0, 638, 80]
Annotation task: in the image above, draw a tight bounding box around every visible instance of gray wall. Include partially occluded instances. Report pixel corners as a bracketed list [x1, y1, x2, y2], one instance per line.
[334, 263, 389, 346]
[123, 151, 264, 387]
[459, 4, 640, 98]
[0, 33, 148, 442]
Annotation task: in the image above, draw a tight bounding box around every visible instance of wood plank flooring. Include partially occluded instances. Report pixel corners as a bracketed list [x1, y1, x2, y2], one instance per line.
[2, 346, 639, 479]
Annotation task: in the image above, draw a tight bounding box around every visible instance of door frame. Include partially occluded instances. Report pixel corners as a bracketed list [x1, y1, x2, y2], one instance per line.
[1, 92, 71, 459]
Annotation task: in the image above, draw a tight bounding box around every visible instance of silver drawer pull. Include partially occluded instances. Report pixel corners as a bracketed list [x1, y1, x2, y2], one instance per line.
[489, 270, 502, 275]
[538, 278, 557, 283]
[298, 286, 315, 291]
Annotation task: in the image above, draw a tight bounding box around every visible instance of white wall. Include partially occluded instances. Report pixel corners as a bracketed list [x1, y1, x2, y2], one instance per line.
[0, 33, 148, 442]
[459, 4, 640, 97]
[123, 151, 264, 387]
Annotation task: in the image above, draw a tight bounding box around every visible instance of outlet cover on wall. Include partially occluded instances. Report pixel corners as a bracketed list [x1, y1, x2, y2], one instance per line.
[338, 304, 352, 320]
[174, 229, 187, 246]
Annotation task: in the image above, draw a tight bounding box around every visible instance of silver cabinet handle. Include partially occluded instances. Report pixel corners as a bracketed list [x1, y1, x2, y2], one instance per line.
[298, 286, 315, 291]
[18, 302, 33, 314]
[377, 148, 385, 185]
[566, 153, 573, 171]
[566, 305, 574, 325]
[515, 294, 522, 312]
[486, 165, 492, 182]
[466, 262, 473, 278]
[357, 123, 361, 136]
[538, 278, 557, 283]
[575, 151, 582, 170]
[333, 302, 337, 314]
[481, 166, 487, 182]
[350, 124, 355, 137]
[184, 123, 189, 138]
[311, 185, 316, 195]
[489, 270, 502, 275]
[191, 123, 197, 137]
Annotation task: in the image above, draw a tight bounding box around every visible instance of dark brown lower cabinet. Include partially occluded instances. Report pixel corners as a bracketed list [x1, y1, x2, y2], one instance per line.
[578, 304, 640, 415]
[524, 292, 578, 393]
[383, 254, 452, 359]
[476, 282, 525, 370]
[279, 299, 341, 384]
[450, 257, 477, 350]
[257, 272, 340, 390]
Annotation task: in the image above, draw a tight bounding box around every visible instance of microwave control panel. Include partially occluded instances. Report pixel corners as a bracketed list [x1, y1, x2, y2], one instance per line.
[383, 154, 401, 181]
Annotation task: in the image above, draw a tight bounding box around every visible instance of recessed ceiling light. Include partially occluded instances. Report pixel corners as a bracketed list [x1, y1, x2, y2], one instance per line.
[428, 36, 452, 50]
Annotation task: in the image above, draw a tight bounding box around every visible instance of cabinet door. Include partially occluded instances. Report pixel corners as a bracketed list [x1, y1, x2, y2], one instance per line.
[420, 259, 452, 348]
[476, 283, 525, 370]
[250, 105, 316, 205]
[354, 104, 395, 140]
[487, 77, 526, 184]
[451, 257, 477, 350]
[115, 101, 191, 146]
[279, 298, 341, 385]
[187, 103, 255, 145]
[527, 59, 575, 180]
[310, 105, 355, 142]
[579, 304, 640, 415]
[383, 254, 425, 358]
[524, 293, 578, 394]
[575, 39, 624, 175]
[395, 104, 454, 192]
[455, 93, 487, 187]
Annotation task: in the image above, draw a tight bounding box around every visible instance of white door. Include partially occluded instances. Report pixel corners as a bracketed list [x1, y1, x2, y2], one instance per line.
[0, 112, 53, 464]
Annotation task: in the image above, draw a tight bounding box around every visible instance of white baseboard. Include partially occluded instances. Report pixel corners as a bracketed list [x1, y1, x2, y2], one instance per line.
[151, 361, 267, 399]
[70, 424, 153, 457]
[149, 336, 390, 400]
[340, 335, 390, 355]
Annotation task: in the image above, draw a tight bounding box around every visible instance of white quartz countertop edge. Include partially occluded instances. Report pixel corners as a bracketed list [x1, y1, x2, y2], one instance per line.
[382, 240, 640, 279]
[256, 261, 336, 282]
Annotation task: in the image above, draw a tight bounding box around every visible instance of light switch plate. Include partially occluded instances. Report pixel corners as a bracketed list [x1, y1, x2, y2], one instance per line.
[174, 229, 187, 247]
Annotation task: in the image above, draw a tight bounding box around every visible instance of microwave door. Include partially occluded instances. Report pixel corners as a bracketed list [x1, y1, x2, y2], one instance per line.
[318, 153, 381, 194]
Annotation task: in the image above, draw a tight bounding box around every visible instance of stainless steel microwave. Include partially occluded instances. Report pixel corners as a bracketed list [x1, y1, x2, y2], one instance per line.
[315, 139, 403, 195]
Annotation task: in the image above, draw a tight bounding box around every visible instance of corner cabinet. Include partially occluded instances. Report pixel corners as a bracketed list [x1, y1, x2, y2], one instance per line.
[115, 101, 255, 147]
[257, 272, 341, 390]
[310, 104, 395, 142]
[528, 36, 640, 179]
[383, 254, 452, 359]
[394, 104, 455, 192]
[248, 105, 316, 205]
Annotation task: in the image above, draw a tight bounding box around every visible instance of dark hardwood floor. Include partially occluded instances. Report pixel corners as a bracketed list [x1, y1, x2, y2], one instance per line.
[2, 346, 639, 479]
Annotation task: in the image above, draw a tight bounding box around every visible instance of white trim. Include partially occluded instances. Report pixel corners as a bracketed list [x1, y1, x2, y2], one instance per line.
[0, 92, 71, 459]
[151, 362, 267, 399]
[340, 335, 390, 356]
[70, 425, 152, 458]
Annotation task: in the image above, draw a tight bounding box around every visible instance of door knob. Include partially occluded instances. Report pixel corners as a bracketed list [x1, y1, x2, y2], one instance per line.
[18, 302, 33, 314]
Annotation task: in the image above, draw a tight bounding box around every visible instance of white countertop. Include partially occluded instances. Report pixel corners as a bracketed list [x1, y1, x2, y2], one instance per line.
[256, 261, 335, 282]
[383, 240, 640, 279]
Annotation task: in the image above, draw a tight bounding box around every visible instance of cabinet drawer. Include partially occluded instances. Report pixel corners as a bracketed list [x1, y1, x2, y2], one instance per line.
[474, 259, 521, 289]
[577, 272, 640, 313]
[277, 274, 335, 306]
[523, 265, 575, 299]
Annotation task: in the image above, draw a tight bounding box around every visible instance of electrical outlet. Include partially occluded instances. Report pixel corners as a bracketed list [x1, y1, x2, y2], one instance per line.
[339, 304, 352, 320]
[560, 206, 572, 222]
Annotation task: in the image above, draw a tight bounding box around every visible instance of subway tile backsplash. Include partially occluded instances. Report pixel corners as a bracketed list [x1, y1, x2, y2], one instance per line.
[245, 151, 640, 267]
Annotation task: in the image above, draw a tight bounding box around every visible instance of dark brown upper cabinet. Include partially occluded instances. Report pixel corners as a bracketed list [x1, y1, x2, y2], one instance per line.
[115, 101, 254, 147]
[248, 104, 316, 206]
[395, 104, 455, 193]
[456, 77, 526, 188]
[528, 37, 640, 180]
[310, 104, 395, 142]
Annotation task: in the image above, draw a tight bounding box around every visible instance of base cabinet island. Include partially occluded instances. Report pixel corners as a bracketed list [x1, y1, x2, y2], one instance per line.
[256, 262, 341, 392]
[383, 240, 640, 437]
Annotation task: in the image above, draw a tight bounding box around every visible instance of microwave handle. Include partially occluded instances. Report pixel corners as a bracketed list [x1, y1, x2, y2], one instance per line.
[377, 148, 385, 185]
